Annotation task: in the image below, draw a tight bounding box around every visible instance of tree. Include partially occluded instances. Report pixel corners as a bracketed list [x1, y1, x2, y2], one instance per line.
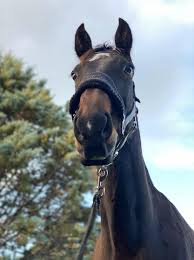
[0, 53, 98, 259]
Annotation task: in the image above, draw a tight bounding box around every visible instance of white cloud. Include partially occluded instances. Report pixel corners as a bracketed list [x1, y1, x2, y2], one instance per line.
[143, 138, 194, 171]
[129, 0, 194, 24]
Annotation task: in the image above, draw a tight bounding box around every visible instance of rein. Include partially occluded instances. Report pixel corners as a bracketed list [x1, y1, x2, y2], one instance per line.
[75, 104, 138, 260]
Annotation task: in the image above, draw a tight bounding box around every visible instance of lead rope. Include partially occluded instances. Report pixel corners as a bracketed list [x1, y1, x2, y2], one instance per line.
[75, 166, 109, 260]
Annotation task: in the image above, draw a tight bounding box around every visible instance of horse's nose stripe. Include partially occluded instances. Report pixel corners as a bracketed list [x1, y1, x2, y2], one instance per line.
[89, 53, 110, 62]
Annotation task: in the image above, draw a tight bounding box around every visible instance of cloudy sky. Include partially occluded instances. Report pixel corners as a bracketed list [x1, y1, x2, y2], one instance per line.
[0, 0, 193, 228]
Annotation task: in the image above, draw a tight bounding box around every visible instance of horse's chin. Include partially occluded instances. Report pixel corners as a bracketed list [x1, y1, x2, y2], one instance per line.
[75, 138, 117, 166]
[78, 145, 115, 166]
[81, 154, 113, 166]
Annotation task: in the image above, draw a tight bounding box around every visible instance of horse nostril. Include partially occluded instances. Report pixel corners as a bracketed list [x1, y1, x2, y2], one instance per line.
[74, 117, 84, 143]
[102, 113, 112, 139]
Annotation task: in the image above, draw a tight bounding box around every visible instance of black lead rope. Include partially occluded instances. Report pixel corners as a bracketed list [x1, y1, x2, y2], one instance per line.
[75, 195, 99, 260]
[75, 166, 108, 260]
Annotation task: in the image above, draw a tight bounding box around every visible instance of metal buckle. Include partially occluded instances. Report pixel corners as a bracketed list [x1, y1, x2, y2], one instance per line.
[133, 116, 137, 128]
[96, 166, 109, 197]
[121, 114, 126, 135]
[72, 110, 77, 120]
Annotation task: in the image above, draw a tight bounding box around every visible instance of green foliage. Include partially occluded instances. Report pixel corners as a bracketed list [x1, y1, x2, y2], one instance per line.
[0, 54, 98, 259]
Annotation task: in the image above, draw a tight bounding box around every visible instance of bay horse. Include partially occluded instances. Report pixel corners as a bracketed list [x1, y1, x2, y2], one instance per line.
[69, 18, 194, 260]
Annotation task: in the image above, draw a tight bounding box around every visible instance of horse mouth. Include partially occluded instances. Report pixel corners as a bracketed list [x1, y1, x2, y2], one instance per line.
[74, 128, 118, 166]
[77, 142, 116, 166]
[81, 154, 113, 166]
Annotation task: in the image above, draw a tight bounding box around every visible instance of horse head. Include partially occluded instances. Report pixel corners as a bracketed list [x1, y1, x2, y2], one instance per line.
[69, 18, 138, 166]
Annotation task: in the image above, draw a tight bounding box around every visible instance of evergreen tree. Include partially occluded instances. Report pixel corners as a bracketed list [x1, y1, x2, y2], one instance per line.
[0, 54, 98, 259]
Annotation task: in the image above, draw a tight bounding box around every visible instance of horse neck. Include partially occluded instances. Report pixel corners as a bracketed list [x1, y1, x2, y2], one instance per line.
[100, 128, 156, 256]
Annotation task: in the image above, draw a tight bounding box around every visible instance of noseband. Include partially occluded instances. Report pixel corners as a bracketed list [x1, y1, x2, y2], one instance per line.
[69, 71, 138, 165]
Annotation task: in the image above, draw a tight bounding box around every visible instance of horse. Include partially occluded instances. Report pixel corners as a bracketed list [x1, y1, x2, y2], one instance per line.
[69, 18, 194, 260]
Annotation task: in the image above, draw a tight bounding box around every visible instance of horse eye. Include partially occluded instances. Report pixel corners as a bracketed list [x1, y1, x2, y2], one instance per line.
[71, 71, 77, 80]
[124, 65, 134, 78]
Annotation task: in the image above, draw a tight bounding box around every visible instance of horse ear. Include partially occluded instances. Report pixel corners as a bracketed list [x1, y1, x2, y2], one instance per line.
[115, 18, 133, 54]
[75, 23, 92, 58]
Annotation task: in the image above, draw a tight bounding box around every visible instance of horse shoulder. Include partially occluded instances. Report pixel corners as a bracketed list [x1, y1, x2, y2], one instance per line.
[153, 188, 194, 259]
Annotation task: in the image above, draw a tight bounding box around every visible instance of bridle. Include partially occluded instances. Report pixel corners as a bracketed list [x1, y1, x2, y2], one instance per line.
[69, 67, 139, 260]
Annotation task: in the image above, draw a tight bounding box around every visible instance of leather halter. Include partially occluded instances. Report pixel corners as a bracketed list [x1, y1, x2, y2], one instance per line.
[69, 71, 138, 165]
[112, 103, 137, 161]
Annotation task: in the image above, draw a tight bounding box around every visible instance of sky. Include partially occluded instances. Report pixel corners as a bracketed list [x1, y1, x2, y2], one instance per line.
[0, 0, 193, 228]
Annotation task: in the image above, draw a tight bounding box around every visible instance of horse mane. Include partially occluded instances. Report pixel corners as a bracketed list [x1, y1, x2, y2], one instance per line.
[93, 43, 126, 57]
[93, 43, 114, 52]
